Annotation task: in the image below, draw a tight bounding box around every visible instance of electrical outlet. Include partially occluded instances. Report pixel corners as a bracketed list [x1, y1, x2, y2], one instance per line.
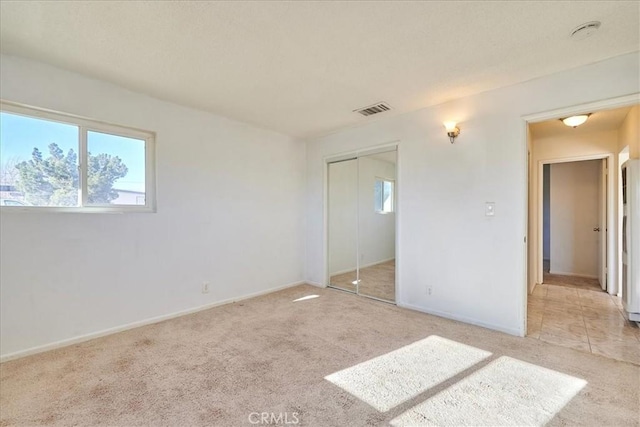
[202, 282, 210, 294]
[427, 286, 432, 296]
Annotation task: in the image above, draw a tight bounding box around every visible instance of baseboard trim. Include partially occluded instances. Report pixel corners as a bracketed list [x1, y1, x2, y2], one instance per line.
[329, 258, 395, 276]
[0, 280, 306, 363]
[305, 281, 326, 288]
[397, 302, 524, 337]
[548, 271, 598, 279]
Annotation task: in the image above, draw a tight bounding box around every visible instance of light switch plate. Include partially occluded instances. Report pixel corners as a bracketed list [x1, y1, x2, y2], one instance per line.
[485, 202, 495, 216]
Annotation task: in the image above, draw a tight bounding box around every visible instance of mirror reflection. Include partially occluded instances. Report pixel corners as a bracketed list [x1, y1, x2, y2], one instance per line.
[328, 159, 359, 292]
[328, 149, 396, 302]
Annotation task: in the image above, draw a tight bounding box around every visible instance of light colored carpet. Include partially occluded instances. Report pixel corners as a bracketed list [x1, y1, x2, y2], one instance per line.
[1, 284, 639, 426]
[330, 260, 395, 301]
[326, 336, 491, 412]
[391, 356, 587, 426]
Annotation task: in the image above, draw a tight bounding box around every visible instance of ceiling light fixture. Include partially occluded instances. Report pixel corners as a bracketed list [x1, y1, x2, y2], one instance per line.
[444, 121, 460, 143]
[561, 114, 591, 128]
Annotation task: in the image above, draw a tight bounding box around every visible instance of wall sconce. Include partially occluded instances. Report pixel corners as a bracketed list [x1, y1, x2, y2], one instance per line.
[560, 113, 591, 128]
[444, 121, 460, 143]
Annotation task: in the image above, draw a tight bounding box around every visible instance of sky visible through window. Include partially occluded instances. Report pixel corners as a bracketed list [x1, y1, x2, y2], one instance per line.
[0, 112, 145, 192]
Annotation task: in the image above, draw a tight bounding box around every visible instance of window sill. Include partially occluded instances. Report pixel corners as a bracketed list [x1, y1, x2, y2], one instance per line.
[0, 206, 156, 214]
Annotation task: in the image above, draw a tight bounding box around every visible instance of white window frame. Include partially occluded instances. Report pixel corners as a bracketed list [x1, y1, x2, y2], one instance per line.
[374, 177, 395, 214]
[0, 100, 156, 213]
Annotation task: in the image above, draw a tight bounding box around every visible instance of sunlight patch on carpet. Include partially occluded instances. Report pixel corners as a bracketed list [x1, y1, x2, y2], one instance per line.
[390, 356, 587, 426]
[292, 295, 320, 302]
[325, 335, 491, 412]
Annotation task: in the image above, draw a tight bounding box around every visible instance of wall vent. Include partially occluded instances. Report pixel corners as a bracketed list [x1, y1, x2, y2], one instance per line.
[354, 102, 392, 117]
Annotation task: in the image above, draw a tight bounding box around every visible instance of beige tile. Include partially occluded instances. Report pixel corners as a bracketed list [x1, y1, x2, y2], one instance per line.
[590, 340, 640, 365]
[528, 302, 544, 313]
[541, 318, 589, 342]
[528, 310, 543, 322]
[547, 285, 579, 296]
[528, 294, 546, 305]
[547, 294, 582, 306]
[546, 287, 581, 305]
[543, 312, 583, 327]
[527, 317, 543, 339]
[585, 322, 640, 342]
[580, 301, 616, 310]
[531, 285, 547, 297]
[578, 290, 615, 304]
[528, 313, 545, 323]
[577, 288, 609, 297]
[543, 274, 601, 291]
[588, 330, 640, 345]
[544, 297, 583, 310]
[584, 315, 626, 330]
[582, 306, 625, 322]
[544, 301, 583, 319]
[527, 302, 545, 314]
[539, 332, 591, 352]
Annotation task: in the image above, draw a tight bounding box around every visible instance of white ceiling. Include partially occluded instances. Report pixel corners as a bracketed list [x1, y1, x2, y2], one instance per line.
[1, 1, 638, 139]
[530, 105, 634, 139]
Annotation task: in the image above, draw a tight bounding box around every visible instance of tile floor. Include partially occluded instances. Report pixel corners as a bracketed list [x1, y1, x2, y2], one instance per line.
[542, 272, 602, 292]
[528, 283, 640, 365]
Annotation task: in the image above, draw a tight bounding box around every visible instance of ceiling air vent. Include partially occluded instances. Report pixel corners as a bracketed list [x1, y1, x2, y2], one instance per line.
[354, 102, 392, 117]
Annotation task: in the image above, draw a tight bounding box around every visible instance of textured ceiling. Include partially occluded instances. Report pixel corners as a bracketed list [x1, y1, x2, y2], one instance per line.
[1, 1, 638, 139]
[530, 105, 634, 139]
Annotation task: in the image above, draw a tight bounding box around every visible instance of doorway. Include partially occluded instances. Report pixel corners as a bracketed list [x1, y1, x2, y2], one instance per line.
[542, 159, 606, 291]
[327, 148, 397, 303]
[524, 100, 640, 364]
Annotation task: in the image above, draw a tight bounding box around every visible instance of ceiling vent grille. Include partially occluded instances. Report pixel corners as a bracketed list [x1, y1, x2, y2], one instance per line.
[354, 102, 392, 117]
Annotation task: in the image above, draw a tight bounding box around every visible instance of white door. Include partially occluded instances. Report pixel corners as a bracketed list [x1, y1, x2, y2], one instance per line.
[598, 158, 608, 290]
[549, 161, 600, 278]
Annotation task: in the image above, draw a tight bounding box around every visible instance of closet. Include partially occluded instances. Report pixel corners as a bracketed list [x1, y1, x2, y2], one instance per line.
[327, 148, 397, 303]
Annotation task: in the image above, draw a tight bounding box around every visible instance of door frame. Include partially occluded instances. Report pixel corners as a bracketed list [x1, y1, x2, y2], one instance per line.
[521, 93, 639, 337]
[537, 154, 614, 291]
[323, 141, 400, 304]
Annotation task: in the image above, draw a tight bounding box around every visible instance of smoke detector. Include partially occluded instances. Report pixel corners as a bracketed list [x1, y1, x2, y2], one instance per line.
[354, 102, 392, 117]
[570, 21, 601, 40]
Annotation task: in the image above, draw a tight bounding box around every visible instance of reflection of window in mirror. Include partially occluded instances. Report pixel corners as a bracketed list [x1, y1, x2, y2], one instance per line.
[374, 178, 394, 214]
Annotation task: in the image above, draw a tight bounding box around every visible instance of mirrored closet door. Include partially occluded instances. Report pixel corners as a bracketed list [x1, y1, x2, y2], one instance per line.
[327, 148, 397, 303]
[328, 158, 359, 293]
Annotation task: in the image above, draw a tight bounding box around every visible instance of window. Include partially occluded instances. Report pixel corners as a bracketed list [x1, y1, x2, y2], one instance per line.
[0, 102, 155, 212]
[374, 178, 394, 213]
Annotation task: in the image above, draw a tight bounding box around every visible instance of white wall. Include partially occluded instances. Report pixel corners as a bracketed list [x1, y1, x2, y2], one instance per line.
[0, 54, 306, 359]
[305, 52, 639, 336]
[619, 105, 639, 158]
[549, 160, 600, 277]
[328, 156, 396, 275]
